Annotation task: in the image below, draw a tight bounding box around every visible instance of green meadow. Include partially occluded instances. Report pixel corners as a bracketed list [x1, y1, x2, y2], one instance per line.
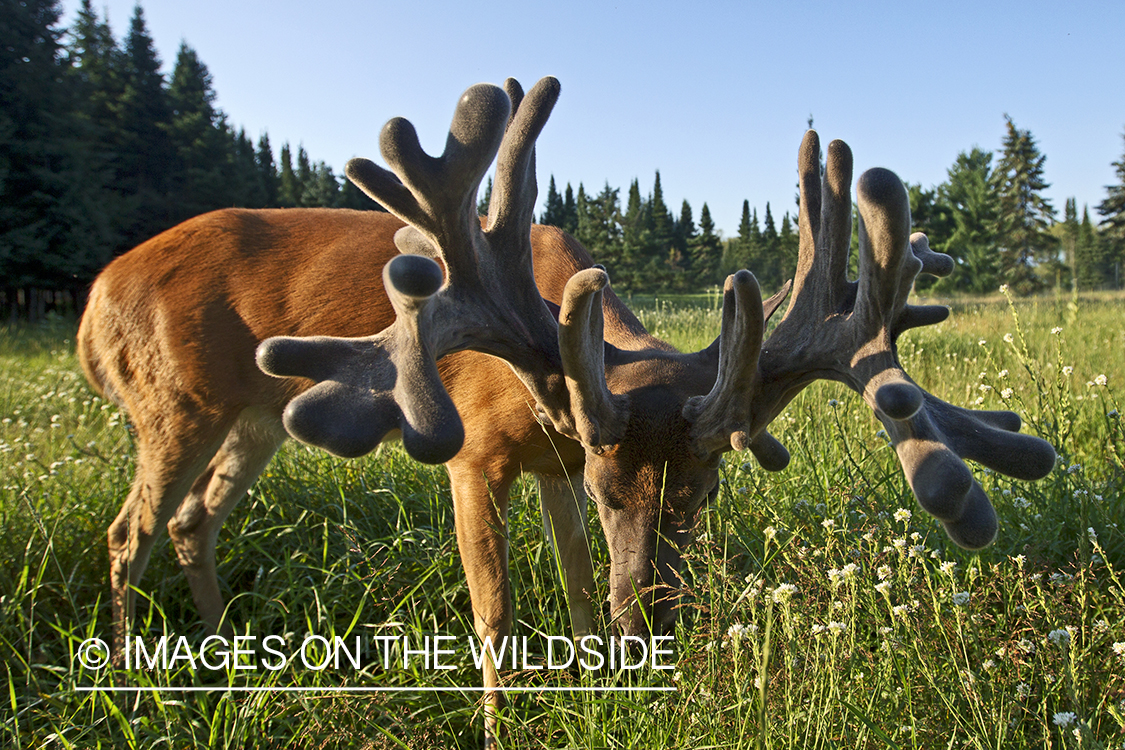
[2, 290, 1123, 749]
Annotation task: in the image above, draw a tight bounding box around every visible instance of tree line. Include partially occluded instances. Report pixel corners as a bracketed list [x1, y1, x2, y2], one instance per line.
[4, 1, 1125, 322]
[538, 117, 1125, 297]
[1, 0, 381, 320]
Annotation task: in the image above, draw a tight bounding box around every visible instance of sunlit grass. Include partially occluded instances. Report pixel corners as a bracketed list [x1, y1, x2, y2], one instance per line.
[1, 291, 1123, 748]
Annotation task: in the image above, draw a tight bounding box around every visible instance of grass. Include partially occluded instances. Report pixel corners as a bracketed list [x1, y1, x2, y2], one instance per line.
[1, 291, 1123, 749]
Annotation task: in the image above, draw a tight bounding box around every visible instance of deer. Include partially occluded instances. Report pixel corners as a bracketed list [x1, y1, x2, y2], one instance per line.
[78, 76, 1057, 743]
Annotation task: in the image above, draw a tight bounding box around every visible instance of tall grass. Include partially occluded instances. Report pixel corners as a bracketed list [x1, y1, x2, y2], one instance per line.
[1, 293, 1123, 749]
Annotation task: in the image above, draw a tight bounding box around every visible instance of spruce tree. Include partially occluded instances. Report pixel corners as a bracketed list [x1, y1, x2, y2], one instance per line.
[277, 143, 299, 206]
[690, 203, 721, 287]
[990, 115, 1055, 294]
[1076, 206, 1107, 289]
[167, 42, 229, 221]
[541, 175, 564, 226]
[562, 183, 577, 234]
[933, 148, 999, 293]
[761, 202, 779, 270]
[301, 162, 339, 207]
[2, 0, 116, 305]
[256, 133, 278, 205]
[1096, 129, 1125, 285]
[117, 4, 175, 243]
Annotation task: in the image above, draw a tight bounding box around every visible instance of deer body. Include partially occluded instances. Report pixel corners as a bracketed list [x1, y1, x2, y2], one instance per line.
[79, 203, 707, 714]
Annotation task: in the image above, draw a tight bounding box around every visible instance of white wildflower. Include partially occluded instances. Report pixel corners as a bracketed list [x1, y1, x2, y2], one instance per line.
[1062, 366, 1074, 377]
[978, 339, 987, 346]
[877, 565, 893, 580]
[1088, 527, 1097, 542]
[1052, 711, 1076, 727]
[827, 621, 846, 636]
[979, 383, 992, 392]
[1001, 388, 1013, 400]
[1112, 642, 1125, 658]
[1016, 682, 1031, 698]
[940, 561, 957, 575]
[1048, 628, 1071, 646]
[772, 583, 798, 603]
[952, 591, 971, 606]
[1094, 374, 1108, 386]
[999, 284, 1009, 293]
[1066, 464, 1082, 474]
[982, 659, 996, 671]
[1051, 326, 1063, 335]
[998, 369, 1009, 378]
[875, 580, 892, 595]
[893, 508, 911, 523]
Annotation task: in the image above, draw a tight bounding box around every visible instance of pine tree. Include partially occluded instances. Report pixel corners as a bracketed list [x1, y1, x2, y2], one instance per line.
[562, 183, 577, 234]
[1060, 197, 1079, 288]
[677, 199, 696, 257]
[690, 203, 721, 287]
[541, 175, 564, 226]
[732, 200, 753, 272]
[256, 133, 278, 205]
[301, 162, 339, 207]
[167, 42, 230, 221]
[2, 0, 117, 307]
[1075, 206, 1107, 289]
[117, 4, 175, 243]
[990, 115, 1055, 294]
[933, 148, 1000, 293]
[1096, 129, 1125, 285]
[584, 183, 624, 285]
[761, 202, 779, 265]
[277, 143, 299, 207]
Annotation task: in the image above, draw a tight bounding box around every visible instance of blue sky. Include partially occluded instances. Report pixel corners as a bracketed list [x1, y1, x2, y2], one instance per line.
[61, 0, 1125, 237]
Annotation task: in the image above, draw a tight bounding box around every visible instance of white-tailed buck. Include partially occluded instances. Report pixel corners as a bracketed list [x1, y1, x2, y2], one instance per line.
[78, 77, 1056, 741]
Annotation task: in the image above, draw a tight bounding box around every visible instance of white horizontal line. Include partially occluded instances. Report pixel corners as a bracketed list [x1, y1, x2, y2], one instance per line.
[76, 686, 677, 693]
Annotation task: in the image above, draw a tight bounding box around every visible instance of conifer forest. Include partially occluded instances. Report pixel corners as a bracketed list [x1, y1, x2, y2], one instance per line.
[3, 0, 1125, 310]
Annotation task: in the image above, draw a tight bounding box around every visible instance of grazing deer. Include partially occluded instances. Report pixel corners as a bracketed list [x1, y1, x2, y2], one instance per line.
[78, 76, 1056, 742]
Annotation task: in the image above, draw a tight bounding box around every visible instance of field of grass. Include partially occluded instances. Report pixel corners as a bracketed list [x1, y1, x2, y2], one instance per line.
[1, 290, 1123, 749]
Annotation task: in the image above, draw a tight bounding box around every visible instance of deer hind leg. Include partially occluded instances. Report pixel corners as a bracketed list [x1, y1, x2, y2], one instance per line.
[167, 409, 285, 637]
[108, 421, 230, 655]
[537, 474, 596, 638]
[447, 463, 514, 747]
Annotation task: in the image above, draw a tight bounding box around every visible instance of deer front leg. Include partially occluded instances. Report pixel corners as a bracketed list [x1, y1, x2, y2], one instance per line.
[447, 464, 514, 746]
[537, 474, 596, 638]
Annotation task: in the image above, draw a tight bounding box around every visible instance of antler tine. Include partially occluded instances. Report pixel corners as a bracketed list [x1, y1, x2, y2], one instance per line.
[683, 271, 791, 470]
[346, 83, 509, 283]
[755, 131, 1057, 549]
[487, 77, 560, 250]
[554, 267, 629, 449]
[257, 79, 575, 465]
[787, 133, 854, 322]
